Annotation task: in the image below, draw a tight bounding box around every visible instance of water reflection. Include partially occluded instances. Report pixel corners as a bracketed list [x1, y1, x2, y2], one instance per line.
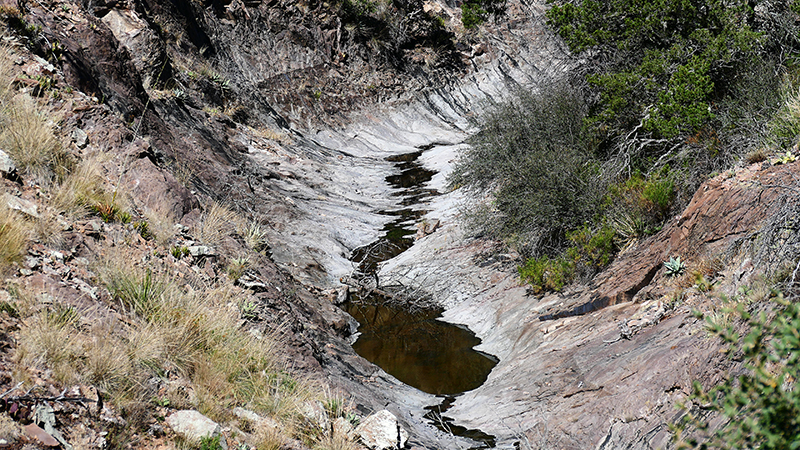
[346, 298, 498, 396]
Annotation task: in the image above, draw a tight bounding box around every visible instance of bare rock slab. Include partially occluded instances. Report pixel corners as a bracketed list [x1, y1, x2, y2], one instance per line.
[166, 410, 226, 449]
[355, 410, 408, 450]
[0, 148, 17, 179]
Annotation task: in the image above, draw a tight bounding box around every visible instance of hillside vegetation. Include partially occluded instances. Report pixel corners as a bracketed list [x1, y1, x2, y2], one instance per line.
[0, 31, 362, 450]
[452, 0, 800, 292]
[450, 0, 800, 447]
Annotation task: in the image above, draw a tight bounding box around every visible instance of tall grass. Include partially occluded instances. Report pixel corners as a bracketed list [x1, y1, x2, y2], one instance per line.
[194, 202, 242, 248]
[0, 203, 31, 273]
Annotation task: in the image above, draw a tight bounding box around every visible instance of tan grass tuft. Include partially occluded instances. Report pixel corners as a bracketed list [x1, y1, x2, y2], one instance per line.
[0, 413, 22, 443]
[0, 95, 69, 185]
[194, 201, 242, 248]
[51, 156, 127, 220]
[0, 203, 32, 273]
[142, 200, 178, 246]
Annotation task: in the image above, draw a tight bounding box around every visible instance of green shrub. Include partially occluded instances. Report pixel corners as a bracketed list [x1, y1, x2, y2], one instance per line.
[641, 176, 675, 220]
[449, 81, 604, 255]
[460, 0, 505, 28]
[547, 0, 767, 140]
[518, 254, 574, 294]
[566, 224, 617, 271]
[674, 292, 800, 449]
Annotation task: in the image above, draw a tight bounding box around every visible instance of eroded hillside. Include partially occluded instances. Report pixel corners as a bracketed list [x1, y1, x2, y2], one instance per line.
[1, 0, 797, 449]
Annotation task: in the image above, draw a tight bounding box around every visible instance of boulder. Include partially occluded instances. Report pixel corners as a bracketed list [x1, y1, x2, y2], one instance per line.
[355, 410, 408, 450]
[0, 149, 17, 179]
[165, 410, 226, 449]
[6, 195, 38, 218]
[188, 245, 216, 257]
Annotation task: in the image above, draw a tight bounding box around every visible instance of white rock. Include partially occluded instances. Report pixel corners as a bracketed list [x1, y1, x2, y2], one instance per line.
[300, 400, 330, 431]
[5, 195, 38, 218]
[166, 410, 226, 449]
[72, 129, 89, 148]
[0, 149, 17, 178]
[355, 410, 408, 450]
[232, 407, 279, 430]
[188, 245, 216, 256]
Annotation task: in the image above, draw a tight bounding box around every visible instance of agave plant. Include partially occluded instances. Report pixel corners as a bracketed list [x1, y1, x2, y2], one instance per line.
[664, 256, 685, 277]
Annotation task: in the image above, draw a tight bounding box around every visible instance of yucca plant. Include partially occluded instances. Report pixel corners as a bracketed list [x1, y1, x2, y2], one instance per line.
[664, 256, 686, 277]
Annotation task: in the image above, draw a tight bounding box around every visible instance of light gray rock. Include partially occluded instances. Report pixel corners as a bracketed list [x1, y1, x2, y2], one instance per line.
[355, 410, 408, 450]
[300, 400, 330, 431]
[188, 245, 216, 256]
[232, 407, 280, 430]
[0, 149, 17, 179]
[165, 410, 226, 449]
[72, 129, 89, 148]
[5, 195, 38, 218]
[333, 416, 357, 440]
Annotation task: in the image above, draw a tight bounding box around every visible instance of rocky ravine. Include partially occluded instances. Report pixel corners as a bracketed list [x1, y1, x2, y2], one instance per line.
[381, 150, 800, 447]
[0, 0, 574, 447]
[4, 0, 791, 448]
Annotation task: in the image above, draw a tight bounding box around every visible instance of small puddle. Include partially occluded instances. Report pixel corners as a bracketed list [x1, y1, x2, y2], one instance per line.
[344, 147, 498, 448]
[345, 299, 498, 395]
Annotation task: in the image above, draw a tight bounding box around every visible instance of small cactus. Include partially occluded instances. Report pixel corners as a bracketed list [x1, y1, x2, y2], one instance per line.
[664, 256, 685, 277]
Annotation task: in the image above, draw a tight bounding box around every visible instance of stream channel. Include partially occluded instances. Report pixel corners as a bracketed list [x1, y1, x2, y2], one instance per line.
[342, 147, 498, 448]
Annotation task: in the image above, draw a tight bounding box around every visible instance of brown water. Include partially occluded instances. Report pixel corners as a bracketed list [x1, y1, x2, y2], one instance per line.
[345, 299, 498, 396]
[345, 148, 498, 448]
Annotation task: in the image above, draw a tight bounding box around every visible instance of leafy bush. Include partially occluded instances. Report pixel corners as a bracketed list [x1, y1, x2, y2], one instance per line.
[518, 254, 574, 294]
[449, 82, 604, 255]
[520, 224, 618, 293]
[566, 224, 616, 272]
[460, 0, 506, 28]
[674, 292, 800, 449]
[547, 0, 769, 140]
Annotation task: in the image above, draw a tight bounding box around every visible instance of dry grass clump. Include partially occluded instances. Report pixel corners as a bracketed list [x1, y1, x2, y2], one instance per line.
[143, 201, 178, 246]
[14, 259, 321, 427]
[0, 43, 70, 186]
[50, 157, 108, 218]
[50, 156, 131, 223]
[86, 254, 320, 422]
[194, 201, 242, 248]
[0, 413, 22, 443]
[241, 219, 269, 252]
[745, 148, 768, 164]
[0, 96, 69, 185]
[312, 433, 362, 450]
[0, 203, 31, 273]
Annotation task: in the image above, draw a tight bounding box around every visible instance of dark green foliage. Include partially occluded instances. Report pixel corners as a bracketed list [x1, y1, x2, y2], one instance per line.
[547, 0, 767, 139]
[449, 82, 605, 255]
[460, 0, 506, 28]
[519, 223, 618, 293]
[342, 0, 378, 18]
[199, 435, 224, 450]
[674, 292, 800, 449]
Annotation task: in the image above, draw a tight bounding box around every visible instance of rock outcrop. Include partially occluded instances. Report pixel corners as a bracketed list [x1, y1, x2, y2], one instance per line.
[380, 156, 800, 448]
